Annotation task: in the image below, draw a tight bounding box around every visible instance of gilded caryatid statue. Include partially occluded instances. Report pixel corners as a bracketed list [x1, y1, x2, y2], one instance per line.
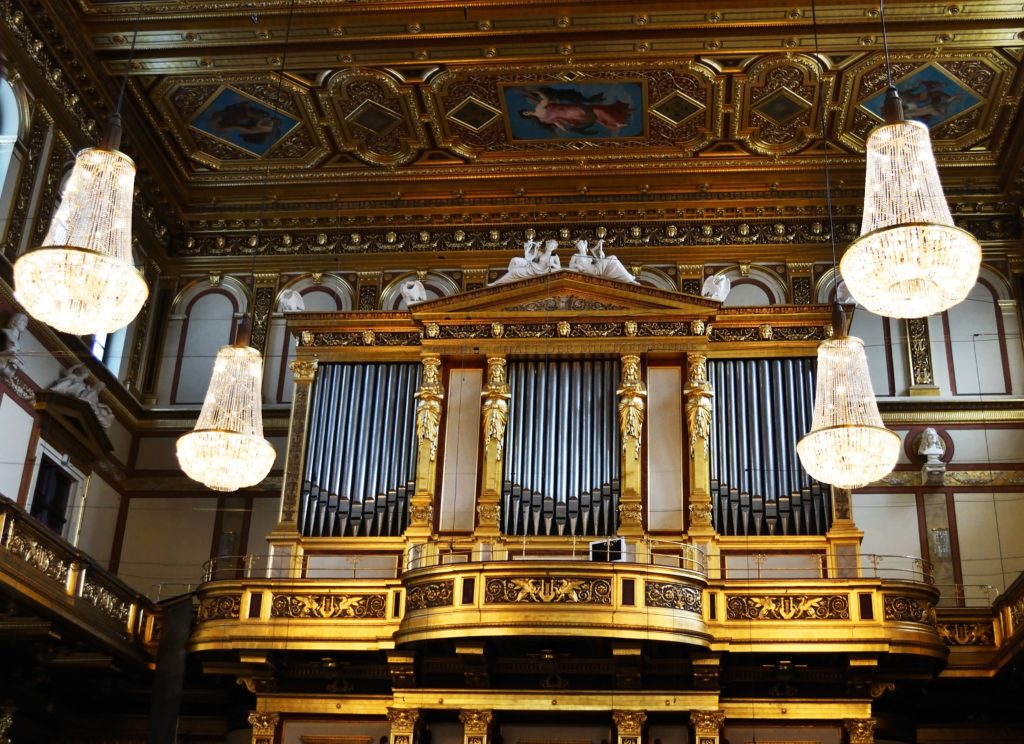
[684, 354, 714, 458]
[617, 355, 646, 461]
[481, 357, 511, 462]
[414, 356, 444, 462]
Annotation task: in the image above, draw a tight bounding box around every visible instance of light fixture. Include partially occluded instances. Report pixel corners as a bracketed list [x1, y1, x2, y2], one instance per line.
[176, 329, 276, 492]
[839, 0, 980, 318]
[796, 0, 899, 489]
[14, 15, 149, 336]
[797, 309, 901, 489]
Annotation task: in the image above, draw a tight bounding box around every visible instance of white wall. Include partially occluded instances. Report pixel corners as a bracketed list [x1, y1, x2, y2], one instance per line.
[76, 474, 121, 568]
[117, 496, 217, 596]
[647, 365, 684, 532]
[0, 392, 33, 501]
[954, 491, 1024, 598]
[439, 367, 483, 533]
[246, 495, 280, 555]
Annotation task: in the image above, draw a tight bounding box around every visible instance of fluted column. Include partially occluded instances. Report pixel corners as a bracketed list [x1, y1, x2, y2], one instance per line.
[387, 708, 421, 744]
[844, 719, 876, 744]
[684, 353, 715, 537]
[460, 709, 493, 744]
[277, 357, 318, 531]
[617, 355, 646, 535]
[612, 710, 646, 744]
[477, 357, 510, 536]
[689, 709, 725, 744]
[409, 356, 444, 536]
[248, 711, 279, 744]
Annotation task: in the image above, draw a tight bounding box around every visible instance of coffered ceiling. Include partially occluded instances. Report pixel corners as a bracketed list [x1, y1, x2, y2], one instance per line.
[9, 0, 1024, 261]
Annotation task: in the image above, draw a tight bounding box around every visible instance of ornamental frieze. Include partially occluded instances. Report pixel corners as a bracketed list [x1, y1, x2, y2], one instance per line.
[726, 594, 850, 621]
[6, 527, 71, 585]
[81, 577, 132, 624]
[197, 595, 242, 622]
[645, 581, 702, 613]
[937, 621, 995, 646]
[406, 580, 455, 610]
[1010, 596, 1024, 633]
[505, 296, 628, 312]
[270, 593, 387, 619]
[484, 577, 612, 604]
[883, 595, 936, 626]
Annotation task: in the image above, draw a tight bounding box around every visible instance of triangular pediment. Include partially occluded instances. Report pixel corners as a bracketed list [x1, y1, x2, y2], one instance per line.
[410, 271, 719, 320]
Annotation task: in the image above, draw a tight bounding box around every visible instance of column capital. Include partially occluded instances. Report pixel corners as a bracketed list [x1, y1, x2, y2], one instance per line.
[248, 711, 279, 744]
[289, 357, 318, 383]
[459, 709, 493, 733]
[387, 707, 421, 730]
[689, 709, 725, 736]
[843, 718, 876, 744]
[612, 710, 647, 736]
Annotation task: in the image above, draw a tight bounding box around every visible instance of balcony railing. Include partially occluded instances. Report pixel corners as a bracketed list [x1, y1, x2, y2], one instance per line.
[0, 498, 156, 666]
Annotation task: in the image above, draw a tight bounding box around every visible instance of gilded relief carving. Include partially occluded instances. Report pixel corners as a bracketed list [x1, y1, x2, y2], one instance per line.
[197, 595, 242, 622]
[482, 358, 511, 462]
[684, 355, 713, 459]
[907, 317, 935, 386]
[406, 581, 455, 610]
[7, 527, 71, 584]
[883, 595, 936, 625]
[611, 710, 646, 736]
[484, 577, 612, 604]
[415, 357, 444, 462]
[82, 578, 132, 623]
[645, 581, 702, 612]
[937, 621, 995, 646]
[270, 593, 387, 619]
[617, 355, 646, 461]
[726, 595, 850, 621]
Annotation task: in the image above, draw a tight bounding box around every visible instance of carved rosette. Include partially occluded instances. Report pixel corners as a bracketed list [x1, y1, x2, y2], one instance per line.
[645, 581, 702, 613]
[289, 358, 319, 383]
[690, 709, 726, 736]
[406, 580, 455, 610]
[248, 711, 279, 744]
[617, 355, 647, 461]
[414, 356, 445, 462]
[726, 594, 850, 621]
[459, 709, 493, 734]
[612, 710, 646, 737]
[843, 718, 876, 744]
[484, 577, 612, 604]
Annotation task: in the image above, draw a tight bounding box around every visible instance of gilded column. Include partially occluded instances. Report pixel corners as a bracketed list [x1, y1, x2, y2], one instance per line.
[906, 317, 939, 396]
[477, 357, 510, 536]
[249, 272, 279, 355]
[409, 356, 444, 535]
[684, 354, 715, 536]
[689, 709, 725, 744]
[248, 711, 279, 744]
[612, 710, 646, 744]
[843, 719, 876, 744]
[617, 355, 646, 536]
[460, 709, 493, 744]
[387, 708, 421, 744]
[276, 358, 318, 531]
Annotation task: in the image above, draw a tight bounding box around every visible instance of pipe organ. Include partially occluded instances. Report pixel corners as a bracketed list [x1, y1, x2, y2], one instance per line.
[299, 362, 421, 537]
[501, 358, 622, 536]
[708, 357, 831, 536]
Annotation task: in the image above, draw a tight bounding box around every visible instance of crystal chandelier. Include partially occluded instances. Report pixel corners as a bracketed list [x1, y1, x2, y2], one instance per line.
[176, 343, 276, 492]
[839, 1, 980, 318]
[797, 313, 901, 489]
[13, 117, 149, 335]
[797, 0, 900, 489]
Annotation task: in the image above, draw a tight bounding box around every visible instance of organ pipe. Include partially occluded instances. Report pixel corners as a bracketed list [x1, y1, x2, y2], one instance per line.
[299, 362, 421, 537]
[708, 357, 829, 537]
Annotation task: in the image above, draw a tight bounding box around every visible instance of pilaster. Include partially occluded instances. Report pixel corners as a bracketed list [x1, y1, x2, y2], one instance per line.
[387, 708, 421, 744]
[684, 353, 715, 539]
[409, 355, 443, 537]
[477, 356, 509, 537]
[843, 718, 876, 744]
[249, 271, 279, 355]
[617, 354, 646, 536]
[689, 709, 725, 744]
[460, 709, 493, 744]
[612, 709, 646, 744]
[248, 711, 279, 744]
[906, 317, 939, 396]
[275, 358, 318, 534]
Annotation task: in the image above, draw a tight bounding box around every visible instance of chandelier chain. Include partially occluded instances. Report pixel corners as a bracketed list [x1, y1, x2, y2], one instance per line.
[879, 0, 895, 90]
[114, 7, 143, 116]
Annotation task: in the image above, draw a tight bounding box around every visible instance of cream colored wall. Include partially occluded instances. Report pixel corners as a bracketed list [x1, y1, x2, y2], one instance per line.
[281, 718, 388, 744]
[647, 365, 684, 533]
[76, 474, 121, 569]
[246, 495, 280, 555]
[0, 392, 33, 501]
[439, 367, 483, 533]
[117, 496, 217, 596]
[853, 492, 922, 564]
[953, 491, 1024, 600]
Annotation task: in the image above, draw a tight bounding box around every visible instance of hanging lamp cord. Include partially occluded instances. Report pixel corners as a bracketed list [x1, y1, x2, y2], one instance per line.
[101, 6, 142, 150]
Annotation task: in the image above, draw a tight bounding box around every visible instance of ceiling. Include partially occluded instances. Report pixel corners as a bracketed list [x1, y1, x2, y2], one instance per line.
[15, 0, 1024, 263]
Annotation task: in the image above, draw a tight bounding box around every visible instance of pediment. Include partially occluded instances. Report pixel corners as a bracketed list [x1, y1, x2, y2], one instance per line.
[410, 271, 719, 320]
[33, 392, 114, 462]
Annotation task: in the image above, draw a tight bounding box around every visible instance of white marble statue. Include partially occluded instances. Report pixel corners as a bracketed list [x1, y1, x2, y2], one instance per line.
[400, 278, 428, 305]
[701, 274, 731, 302]
[490, 238, 561, 286]
[568, 239, 637, 284]
[917, 426, 946, 485]
[278, 288, 306, 313]
[48, 363, 114, 429]
[0, 312, 28, 381]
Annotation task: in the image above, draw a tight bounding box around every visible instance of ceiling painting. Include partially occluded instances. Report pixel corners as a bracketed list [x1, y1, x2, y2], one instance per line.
[859, 63, 982, 129]
[189, 86, 300, 158]
[500, 82, 646, 141]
